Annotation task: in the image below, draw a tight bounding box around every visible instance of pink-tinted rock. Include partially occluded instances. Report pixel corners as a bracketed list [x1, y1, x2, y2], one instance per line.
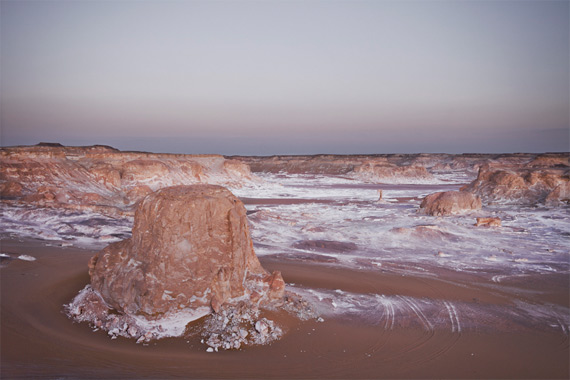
[125, 185, 153, 205]
[89, 163, 122, 188]
[545, 182, 570, 206]
[263, 271, 286, 301]
[475, 217, 502, 227]
[0, 144, 257, 215]
[121, 159, 171, 184]
[223, 159, 254, 179]
[464, 164, 569, 205]
[526, 154, 569, 168]
[0, 181, 23, 198]
[420, 191, 482, 216]
[88, 185, 269, 317]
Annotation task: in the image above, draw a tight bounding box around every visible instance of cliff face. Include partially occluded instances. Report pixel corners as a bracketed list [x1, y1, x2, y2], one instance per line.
[0, 144, 255, 216]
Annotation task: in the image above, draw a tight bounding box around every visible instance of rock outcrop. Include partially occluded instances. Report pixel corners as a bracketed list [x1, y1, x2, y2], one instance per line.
[545, 182, 570, 206]
[420, 191, 482, 216]
[68, 185, 310, 349]
[0, 144, 256, 216]
[463, 163, 569, 206]
[88, 185, 272, 316]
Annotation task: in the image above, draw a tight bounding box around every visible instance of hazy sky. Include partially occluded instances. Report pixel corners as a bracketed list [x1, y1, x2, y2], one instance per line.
[1, 0, 568, 154]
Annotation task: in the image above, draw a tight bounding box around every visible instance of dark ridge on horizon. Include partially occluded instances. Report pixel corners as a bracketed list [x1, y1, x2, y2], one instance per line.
[1, 143, 567, 157]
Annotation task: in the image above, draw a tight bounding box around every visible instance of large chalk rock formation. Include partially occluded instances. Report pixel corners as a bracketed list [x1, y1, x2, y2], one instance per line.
[68, 185, 296, 346]
[89, 185, 272, 316]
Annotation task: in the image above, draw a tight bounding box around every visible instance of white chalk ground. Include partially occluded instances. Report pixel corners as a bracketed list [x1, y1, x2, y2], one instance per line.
[2, 170, 569, 336]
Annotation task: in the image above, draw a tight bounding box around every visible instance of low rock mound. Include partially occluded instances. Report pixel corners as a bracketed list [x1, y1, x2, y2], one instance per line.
[67, 185, 313, 348]
[475, 217, 501, 227]
[420, 191, 482, 216]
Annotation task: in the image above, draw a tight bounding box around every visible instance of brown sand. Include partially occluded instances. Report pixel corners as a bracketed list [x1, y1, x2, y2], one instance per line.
[1, 239, 568, 379]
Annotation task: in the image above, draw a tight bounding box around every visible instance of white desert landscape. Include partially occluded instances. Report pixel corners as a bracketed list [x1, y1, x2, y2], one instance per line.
[1, 144, 568, 378]
[2, 1, 568, 378]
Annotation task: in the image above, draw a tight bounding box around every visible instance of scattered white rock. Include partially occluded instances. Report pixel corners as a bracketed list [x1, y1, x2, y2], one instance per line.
[199, 302, 291, 351]
[255, 320, 269, 335]
[17, 254, 36, 261]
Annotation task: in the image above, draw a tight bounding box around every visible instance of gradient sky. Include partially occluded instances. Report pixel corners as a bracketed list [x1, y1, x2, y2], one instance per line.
[1, 0, 568, 155]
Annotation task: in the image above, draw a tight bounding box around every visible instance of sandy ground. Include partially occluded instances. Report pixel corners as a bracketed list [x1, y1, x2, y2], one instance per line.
[1, 238, 568, 379]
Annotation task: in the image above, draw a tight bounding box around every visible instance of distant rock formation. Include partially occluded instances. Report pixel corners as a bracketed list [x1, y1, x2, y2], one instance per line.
[236, 153, 530, 177]
[545, 182, 570, 206]
[463, 162, 569, 206]
[67, 185, 312, 349]
[420, 191, 482, 216]
[353, 160, 435, 184]
[0, 144, 256, 216]
[237, 153, 569, 182]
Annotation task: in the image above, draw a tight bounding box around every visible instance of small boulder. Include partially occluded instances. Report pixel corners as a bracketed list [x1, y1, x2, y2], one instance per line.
[475, 217, 502, 227]
[420, 191, 482, 216]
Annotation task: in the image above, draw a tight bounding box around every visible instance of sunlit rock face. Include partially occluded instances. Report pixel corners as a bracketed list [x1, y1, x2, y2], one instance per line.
[419, 191, 482, 216]
[88, 185, 272, 317]
[464, 161, 569, 206]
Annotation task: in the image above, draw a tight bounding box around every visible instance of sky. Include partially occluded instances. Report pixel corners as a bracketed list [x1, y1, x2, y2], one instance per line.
[1, 0, 568, 155]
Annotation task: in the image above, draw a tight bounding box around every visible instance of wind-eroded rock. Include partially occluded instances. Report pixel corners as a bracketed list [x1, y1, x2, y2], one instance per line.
[420, 191, 482, 216]
[88, 185, 274, 316]
[0, 144, 256, 216]
[67, 185, 311, 348]
[464, 164, 569, 205]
